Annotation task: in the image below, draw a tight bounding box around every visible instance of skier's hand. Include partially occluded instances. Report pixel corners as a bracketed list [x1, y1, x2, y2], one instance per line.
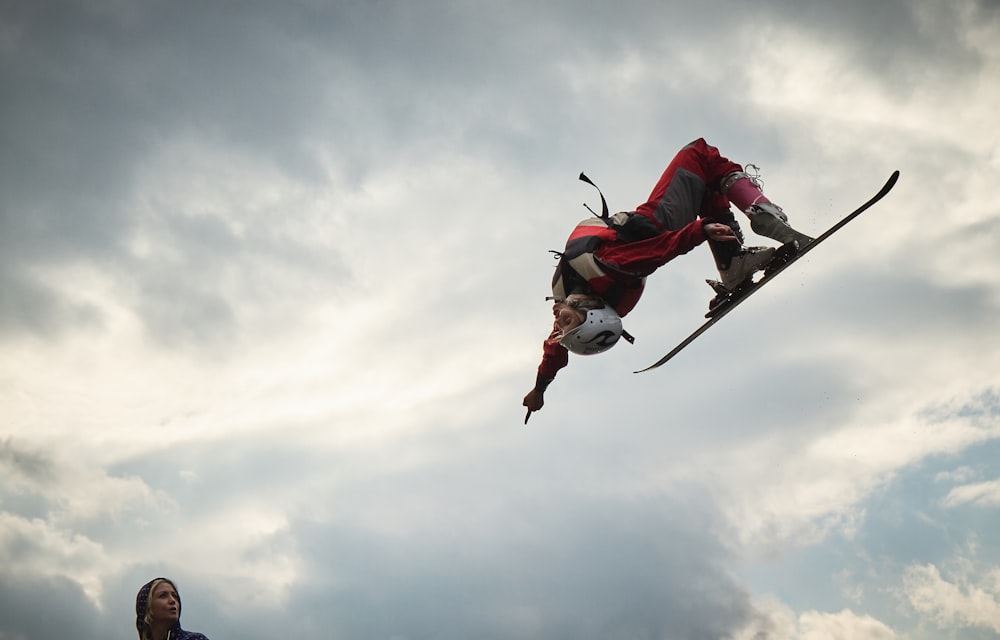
[704, 222, 738, 242]
[522, 389, 544, 424]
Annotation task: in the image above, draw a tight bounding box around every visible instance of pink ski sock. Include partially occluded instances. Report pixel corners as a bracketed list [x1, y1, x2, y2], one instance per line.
[726, 176, 771, 212]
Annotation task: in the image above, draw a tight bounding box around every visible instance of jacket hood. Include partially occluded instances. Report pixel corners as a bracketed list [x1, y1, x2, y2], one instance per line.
[136, 578, 181, 637]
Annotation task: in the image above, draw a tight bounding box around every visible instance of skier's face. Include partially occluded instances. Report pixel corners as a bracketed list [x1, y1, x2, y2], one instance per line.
[552, 303, 585, 336]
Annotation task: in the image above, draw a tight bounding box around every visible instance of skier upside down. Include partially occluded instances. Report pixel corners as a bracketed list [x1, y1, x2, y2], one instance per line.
[523, 138, 814, 423]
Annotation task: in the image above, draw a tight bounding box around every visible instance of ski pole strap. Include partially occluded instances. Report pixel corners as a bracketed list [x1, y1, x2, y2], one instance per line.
[579, 172, 609, 220]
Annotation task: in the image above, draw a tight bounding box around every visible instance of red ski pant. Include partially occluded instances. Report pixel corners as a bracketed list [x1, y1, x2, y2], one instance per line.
[634, 138, 744, 231]
[592, 139, 745, 277]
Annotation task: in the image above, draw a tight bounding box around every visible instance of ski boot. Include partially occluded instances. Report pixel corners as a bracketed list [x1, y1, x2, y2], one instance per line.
[722, 169, 814, 252]
[719, 245, 775, 290]
[706, 246, 775, 317]
[748, 202, 814, 252]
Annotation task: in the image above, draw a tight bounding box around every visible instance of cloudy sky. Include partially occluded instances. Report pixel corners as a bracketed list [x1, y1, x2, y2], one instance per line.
[2, 1, 999, 638]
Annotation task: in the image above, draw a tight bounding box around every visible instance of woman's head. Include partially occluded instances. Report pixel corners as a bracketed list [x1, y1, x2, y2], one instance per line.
[551, 294, 604, 340]
[136, 578, 181, 639]
[551, 295, 624, 356]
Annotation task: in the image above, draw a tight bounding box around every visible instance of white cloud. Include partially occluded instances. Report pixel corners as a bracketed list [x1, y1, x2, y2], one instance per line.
[0, 440, 183, 606]
[0, 441, 175, 527]
[729, 598, 899, 640]
[941, 479, 1000, 508]
[665, 392, 1000, 555]
[0, 513, 111, 606]
[798, 610, 898, 640]
[902, 563, 1000, 633]
[934, 466, 977, 484]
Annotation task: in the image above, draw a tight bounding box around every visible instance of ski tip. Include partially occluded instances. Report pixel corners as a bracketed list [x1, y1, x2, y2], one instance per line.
[869, 171, 900, 201]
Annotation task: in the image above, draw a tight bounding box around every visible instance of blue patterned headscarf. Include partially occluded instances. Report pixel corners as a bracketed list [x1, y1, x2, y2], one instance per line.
[136, 578, 179, 638]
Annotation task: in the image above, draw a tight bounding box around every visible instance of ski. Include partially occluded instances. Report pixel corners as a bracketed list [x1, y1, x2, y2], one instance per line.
[635, 170, 900, 373]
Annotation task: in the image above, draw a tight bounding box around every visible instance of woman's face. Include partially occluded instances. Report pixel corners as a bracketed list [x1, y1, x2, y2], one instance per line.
[149, 581, 180, 626]
[552, 302, 586, 336]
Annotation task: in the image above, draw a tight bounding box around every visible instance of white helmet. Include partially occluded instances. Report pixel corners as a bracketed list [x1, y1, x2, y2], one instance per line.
[559, 306, 623, 355]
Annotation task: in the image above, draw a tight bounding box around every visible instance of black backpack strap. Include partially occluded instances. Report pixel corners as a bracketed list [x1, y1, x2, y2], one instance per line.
[579, 172, 610, 221]
[578, 173, 637, 346]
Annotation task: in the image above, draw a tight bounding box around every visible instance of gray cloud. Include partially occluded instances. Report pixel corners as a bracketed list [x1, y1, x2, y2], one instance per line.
[287, 504, 753, 640]
[0, 575, 107, 640]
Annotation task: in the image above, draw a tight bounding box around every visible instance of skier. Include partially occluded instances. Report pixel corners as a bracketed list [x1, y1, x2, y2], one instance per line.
[522, 138, 813, 422]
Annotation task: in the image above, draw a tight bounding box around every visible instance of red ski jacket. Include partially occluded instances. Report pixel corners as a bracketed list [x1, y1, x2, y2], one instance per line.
[537, 213, 707, 382]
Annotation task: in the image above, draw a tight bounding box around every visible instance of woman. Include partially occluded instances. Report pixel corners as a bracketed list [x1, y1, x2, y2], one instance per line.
[135, 577, 210, 640]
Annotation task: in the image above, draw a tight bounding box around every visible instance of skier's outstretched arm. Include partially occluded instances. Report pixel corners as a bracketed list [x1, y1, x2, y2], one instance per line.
[523, 340, 567, 424]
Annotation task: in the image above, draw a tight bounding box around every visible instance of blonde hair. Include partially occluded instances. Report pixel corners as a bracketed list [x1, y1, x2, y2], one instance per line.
[564, 293, 605, 311]
[550, 294, 605, 341]
[139, 578, 177, 640]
